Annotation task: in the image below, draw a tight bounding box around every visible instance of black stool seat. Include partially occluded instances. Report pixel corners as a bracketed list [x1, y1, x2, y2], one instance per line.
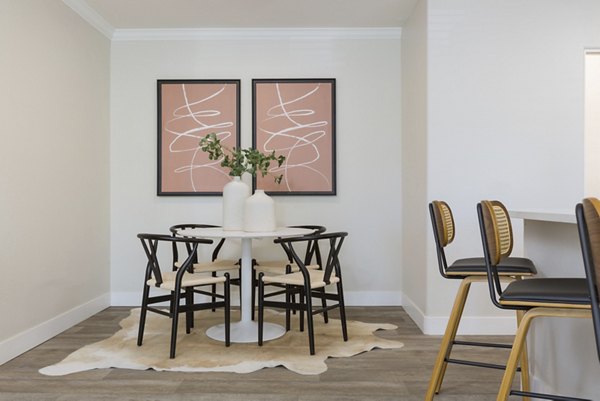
[499, 278, 590, 305]
[447, 257, 537, 275]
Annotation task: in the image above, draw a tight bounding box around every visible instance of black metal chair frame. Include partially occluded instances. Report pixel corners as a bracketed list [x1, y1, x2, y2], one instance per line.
[252, 225, 327, 323]
[257, 231, 348, 355]
[137, 233, 231, 359]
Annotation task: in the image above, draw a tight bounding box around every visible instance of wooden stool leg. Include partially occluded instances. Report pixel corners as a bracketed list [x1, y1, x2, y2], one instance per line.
[497, 308, 592, 401]
[425, 276, 477, 400]
[516, 309, 531, 401]
[497, 308, 537, 401]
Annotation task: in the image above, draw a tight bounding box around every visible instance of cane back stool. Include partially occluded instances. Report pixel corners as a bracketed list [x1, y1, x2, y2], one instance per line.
[426, 201, 537, 400]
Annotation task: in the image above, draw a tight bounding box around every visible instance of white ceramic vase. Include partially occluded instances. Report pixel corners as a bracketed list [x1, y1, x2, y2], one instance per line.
[222, 176, 250, 231]
[243, 190, 276, 232]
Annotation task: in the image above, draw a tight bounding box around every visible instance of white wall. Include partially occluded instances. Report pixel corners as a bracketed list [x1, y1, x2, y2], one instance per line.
[0, 0, 110, 364]
[409, 0, 600, 397]
[110, 33, 403, 306]
[422, 0, 600, 323]
[401, 0, 429, 326]
[585, 52, 600, 196]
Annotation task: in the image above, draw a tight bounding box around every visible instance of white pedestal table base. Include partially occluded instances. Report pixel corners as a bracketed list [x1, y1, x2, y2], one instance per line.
[206, 321, 286, 343]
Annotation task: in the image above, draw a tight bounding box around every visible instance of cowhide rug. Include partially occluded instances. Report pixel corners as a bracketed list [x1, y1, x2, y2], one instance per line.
[40, 308, 403, 376]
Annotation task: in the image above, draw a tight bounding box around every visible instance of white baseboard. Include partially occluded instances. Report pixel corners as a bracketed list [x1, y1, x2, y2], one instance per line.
[402, 294, 426, 332]
[111, 290, 403, 307]
[344, 291, 402, 306]
[402, 294, 517, 335]
[0, 293, 110, 365]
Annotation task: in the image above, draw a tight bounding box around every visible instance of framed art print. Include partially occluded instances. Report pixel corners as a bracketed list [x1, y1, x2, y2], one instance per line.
[252, 78, 336, 195]
[157, 79, 240, 196]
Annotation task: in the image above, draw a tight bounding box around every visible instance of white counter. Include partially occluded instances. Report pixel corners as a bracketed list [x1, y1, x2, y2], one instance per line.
[509, 209, 576, 224]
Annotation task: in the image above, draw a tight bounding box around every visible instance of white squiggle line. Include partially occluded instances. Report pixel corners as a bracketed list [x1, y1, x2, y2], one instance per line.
[164, 84, 234, 190]
[258, 83, 331, 192]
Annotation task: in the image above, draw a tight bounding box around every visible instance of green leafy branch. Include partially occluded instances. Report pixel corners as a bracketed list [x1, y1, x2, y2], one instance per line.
[199, 133, 286, 184]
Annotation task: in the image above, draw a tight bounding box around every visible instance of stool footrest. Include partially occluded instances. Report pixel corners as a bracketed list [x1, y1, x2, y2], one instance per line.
[445, 358, 521, 372]
[453, 339, 512, 349]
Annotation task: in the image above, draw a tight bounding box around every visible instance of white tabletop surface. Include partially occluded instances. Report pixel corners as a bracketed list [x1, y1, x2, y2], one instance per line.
[177, 226, 314, 239]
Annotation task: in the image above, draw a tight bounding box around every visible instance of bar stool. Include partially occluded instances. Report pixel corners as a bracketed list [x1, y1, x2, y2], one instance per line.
[426, 201, 537, 400]
[478, 200, 593, 400]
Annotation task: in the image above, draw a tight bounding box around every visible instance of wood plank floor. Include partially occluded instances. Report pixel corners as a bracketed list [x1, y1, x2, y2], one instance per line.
[0, 307, 518, 400]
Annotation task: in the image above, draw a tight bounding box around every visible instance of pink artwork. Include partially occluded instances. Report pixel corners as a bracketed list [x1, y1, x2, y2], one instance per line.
[158, 80, 240, 195]
[253, 79, 336, 195]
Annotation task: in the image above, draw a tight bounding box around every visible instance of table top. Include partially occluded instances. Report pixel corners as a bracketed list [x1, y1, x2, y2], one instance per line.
[177, 226, 314, 239]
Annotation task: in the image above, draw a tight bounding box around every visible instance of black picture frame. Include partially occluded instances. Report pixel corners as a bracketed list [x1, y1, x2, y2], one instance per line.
[157, 79, 241, 196]
[252, 78, 336, 196]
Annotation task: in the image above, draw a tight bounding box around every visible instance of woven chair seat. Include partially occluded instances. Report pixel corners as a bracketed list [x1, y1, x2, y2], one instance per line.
[262, 269, 339, 289]
[255, 260, 320, 274]
[175, 259, 240, 273]
[147, 271, 226, 291]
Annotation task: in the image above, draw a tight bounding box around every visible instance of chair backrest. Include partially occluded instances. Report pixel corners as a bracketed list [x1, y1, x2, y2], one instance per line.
[477, 200, 514, 307]
[576, 198, 600, 362]
[169, 224, 226, 264]
[286, 225, 327, 266]
[275, 232, 347, 285]
[429, 201, 456, 276]
[137, 233, 213, 288]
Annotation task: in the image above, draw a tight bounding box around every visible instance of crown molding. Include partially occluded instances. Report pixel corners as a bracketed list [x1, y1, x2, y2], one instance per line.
[62, 0, 114, 39]
[112, 27, 402, 41]
[60, 1, 401, 42]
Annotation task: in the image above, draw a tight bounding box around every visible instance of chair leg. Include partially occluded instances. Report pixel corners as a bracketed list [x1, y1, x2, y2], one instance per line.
[285, 284, 291, 331]
[516, 309, 531, 401]
[425, 276, 478, 400]
[336, 282, 348, 341]
[251, 269, 256, 321]
[238, 265, 243, 307]
[169, 290, 181, 359]
[258, 273, 265, 346]
[299, 291, 305, 332]
[224, 273, 231, 347]
[304, 285, 316, 355]
[211, 272, 217, 312]
[185, 288, 193, 334]
[137, 284, 150, 346]
[496, 308, 592, 401]
[319, 287, 329, 323]
[497, 308, 536, 401]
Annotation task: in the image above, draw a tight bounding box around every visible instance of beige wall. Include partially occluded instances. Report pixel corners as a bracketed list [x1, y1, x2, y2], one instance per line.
[0, 0, 110, 363]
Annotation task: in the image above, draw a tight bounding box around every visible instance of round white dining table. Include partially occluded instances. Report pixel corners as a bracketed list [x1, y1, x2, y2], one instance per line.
[177, 226, 313, 343]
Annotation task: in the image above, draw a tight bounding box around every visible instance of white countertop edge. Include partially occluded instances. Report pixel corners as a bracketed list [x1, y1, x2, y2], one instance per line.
[509, 210, 576, 224]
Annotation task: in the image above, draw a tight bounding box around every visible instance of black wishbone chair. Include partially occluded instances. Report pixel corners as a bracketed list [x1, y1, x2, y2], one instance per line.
[252, 225, 326, 322]
[478, 200, 592, 401]
[257, 232, 348, 355]
[426, 201, 537, 400]
[137, 233, 231, 359]
[169, 224, 241, 312]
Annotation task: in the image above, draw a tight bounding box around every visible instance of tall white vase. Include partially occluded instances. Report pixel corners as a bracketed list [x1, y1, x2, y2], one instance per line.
[222, 176, 250, 231]
[243, 190, 276, 232]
